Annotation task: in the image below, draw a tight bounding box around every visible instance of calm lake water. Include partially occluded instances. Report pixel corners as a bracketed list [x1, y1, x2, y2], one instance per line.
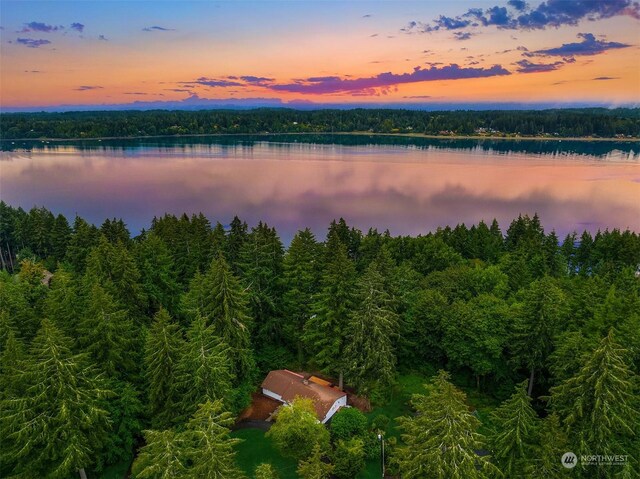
[2, 135, 639, 241]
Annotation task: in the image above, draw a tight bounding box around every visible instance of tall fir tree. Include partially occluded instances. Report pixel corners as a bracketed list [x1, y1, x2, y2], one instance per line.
[78, 280, 138, 378]
[84, 236, 146, 315]
[281, 228, 322, 364]
[100, 218, 131, 245]
[181, 400, 245, 478]
[98, 380, 144, 471]
[182, 255, 254, 385]
[175, 314, 232, 420]
[297, 444, 334, 479]
[44, 265, 81, 336]
[132, 400, 244, 479]
[238, 222, 284, 343]
[0, 320, 112, 478]
[394, 370, 497, 479]
[211, 221, 227, 259]
[144, 308, 184, 428]
[526, 413, 568, 479]
[510, 276, 566, 396]
[0, 271, 39, 340]
[0, 329, 24, 394]
[255, 463, 280, 479]
[51, 213, 72, 264]
[227, 215, 248, 275]
[303, 232, 356, 389]
[549, 330, 639, 478]
[65, 216, 100, 273]
[488, 380, 539, 477]
[343, 262, 398, 394]
[134, 233, 180, 315]
[131, 429, 188, 479]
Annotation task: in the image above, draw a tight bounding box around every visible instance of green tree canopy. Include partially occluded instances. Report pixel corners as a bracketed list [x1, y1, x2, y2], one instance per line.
[549, 330, 639, 477]
[266, 398, 330, 460]
[394, 370, 497, 479]
[0, 320, 112, 478]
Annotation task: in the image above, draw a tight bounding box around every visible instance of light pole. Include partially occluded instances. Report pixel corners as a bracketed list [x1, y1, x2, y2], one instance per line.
[378, 433, 385, 478]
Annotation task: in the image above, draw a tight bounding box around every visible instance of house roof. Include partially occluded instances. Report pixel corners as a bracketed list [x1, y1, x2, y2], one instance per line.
[261, 370, 346, 420]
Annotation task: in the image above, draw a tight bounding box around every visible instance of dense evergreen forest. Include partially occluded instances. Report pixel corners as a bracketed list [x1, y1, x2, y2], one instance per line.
[1, 202, 639, 478]
[2, 107, 640, 140]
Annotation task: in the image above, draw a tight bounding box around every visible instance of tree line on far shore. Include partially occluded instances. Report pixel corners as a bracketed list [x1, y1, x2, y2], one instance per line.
[2, 107, 640, 140]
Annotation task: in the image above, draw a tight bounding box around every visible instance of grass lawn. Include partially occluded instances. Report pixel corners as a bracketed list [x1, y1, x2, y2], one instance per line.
[232, 428, 299, 479]
[365, 371, 433, 439]
[459, 385, 501, 436]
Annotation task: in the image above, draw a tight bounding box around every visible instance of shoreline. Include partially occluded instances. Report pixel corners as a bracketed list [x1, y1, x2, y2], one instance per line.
[1, 131, 639, 143]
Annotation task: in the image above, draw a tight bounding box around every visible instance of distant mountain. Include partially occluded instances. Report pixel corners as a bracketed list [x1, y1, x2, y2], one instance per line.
[2, 94, 638, 113]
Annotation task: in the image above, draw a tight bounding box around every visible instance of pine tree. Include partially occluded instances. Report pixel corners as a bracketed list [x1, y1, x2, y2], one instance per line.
[297, 444, 334, 479]
[488, 380, 539, 477]
[144, 309, 184, 428]
[99, 380, 144, 471]
[78, 280, 138, 378]
[255, 463, 279, 479]
[51, 213, 72, 263]
[343, 262, 397, 394]
[510, 276, 566, 396]
[332, 438, 366, 479]
[132, 400, 244, 479]
[131, 429, 189, 479]
[175, 314, 232, 420]
[0, 320, 112, 478]
[282, 228, 322, 364]
[134, 233, 180, 314]
[0, 329, 24, 395]
[238, 222, 284, 343]
[394, 370, 496, 479]
[526, 413, 568, 479]
[211, 221, 227, 259]
[549, 330, 639, 476]
[44, 265, 81, 336]
[227, 215, 248, 274]
[182, 255, 254, 382]
[548, 331, 597, 385]
[0, 309, 19, 353]
[16, 259, 48, 329]
[182, 400, 245, 478]
[303, 233, 355, 389]
[0, 268, 39, 340]
[84, 236, 146, 314]
[100, 218, 131, 245]
[65, 216, 99, 273]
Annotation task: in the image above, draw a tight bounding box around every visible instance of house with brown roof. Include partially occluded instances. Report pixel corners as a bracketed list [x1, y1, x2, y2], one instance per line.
[261, 370, 347, 423]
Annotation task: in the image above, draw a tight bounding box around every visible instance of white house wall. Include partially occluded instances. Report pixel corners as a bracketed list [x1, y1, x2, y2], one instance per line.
[262, 388, 283, 402]
[321, 395, 348, 423]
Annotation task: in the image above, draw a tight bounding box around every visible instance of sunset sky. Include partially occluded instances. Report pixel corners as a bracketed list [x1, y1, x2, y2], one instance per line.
[1, 0, 639, 109]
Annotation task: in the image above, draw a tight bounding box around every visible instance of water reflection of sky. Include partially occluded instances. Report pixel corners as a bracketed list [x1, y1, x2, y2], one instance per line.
[2, 142, 639, 242]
